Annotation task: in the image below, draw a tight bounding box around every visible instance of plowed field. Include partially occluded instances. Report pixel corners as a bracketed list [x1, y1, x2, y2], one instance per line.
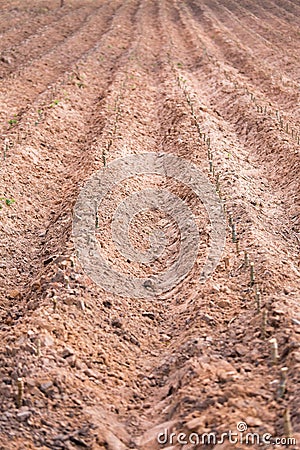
[0, 0, 299, 449]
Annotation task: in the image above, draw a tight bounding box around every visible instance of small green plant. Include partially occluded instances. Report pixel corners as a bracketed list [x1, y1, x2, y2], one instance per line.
[17, 378, 24, 408]
[0, 197, 15, 209]
[244, 250, 249, 267]
[5, 198, 15, 206]
[35, 108, 44, 125]
[250, 262, 255, 286]
[215, 172, 220, 191]
[52, 296, 58, 311]
[278, 367, 288, 398]
[283, 408, 293, 439]
[102, 149, 107, 167]
[231, 223, 237, 243]
[36, 338, 41, 357]
[255, 288, 261, 313]
[261, 309, 267, 339]
[3, 138, 12, 160]
[8, 118, 18, 127]
[50, 99, 60, 107]
[269, 337, 279, 364]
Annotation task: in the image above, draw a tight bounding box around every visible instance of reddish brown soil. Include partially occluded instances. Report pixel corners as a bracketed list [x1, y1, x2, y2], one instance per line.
[0, 0, 300, 449]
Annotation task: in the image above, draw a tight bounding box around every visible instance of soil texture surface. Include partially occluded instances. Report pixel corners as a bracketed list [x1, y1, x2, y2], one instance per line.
[0, 0, 300, 449]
